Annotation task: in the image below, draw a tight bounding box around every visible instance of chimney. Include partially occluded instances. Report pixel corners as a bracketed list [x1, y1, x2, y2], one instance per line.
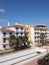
[8, 22, 10, 26]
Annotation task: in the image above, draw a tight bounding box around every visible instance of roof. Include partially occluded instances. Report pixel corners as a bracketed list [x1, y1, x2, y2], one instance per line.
[4, 26, 13, 28]
[34, 24, 46, 27]
[0, 28, 14, 33]
[4, 24, 26, 28]
[14, 24, 25, 28]
[34, 27, 47, 30]
[33, 24, 47, 30]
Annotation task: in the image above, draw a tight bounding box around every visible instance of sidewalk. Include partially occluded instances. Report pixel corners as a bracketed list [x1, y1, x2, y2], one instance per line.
[0, 48, 37, 65]
[14, 51, 47, 65]
[0, 47, 47, 65]
[0, 49, 13, 53]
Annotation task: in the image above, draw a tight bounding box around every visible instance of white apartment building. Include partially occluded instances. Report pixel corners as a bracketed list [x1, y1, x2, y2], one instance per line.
[0, 24, 49, 50]
[0, 24, 28, 50]
[46, 29, 49, 43]
[29, 25, 47, 45]
[0, 28, 15, 50]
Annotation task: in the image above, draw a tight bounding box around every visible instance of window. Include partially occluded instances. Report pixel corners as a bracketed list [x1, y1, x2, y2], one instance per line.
[9, 32, 12, 35]
[36, 36, 39, 38]
[3, 38, 6, 43]
[3, 44, 6, 48]
[21, 32, 23, 35]
[35, 29, 36, 31]
[35, 32, 36, 34]
[16, 27, 18, 29]
[37, 29, 39, 31]
[35, 41, 36, 43]
[16, 32, 18, 35]
[35, 37, 36, 39]
[21, 27, 23, 30]
[3, 32, 6, 36]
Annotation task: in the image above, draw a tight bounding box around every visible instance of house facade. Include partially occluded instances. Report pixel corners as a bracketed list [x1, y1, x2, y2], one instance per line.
[0, 24, 29, 50]
[30, 25, 47, 45]
[46, 29, 49, 44]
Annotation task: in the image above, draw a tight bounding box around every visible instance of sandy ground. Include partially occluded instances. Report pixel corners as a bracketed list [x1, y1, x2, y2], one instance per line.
[23, 58, 39, 65]
[31, 44, 49, 49]
[40, 45, 49, 49]
[31, 44, 37, 48]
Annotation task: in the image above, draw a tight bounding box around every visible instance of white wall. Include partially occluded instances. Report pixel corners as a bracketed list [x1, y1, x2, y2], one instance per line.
[30, 28, 35, 44]
[7, 27, 16, 32]
[46, 30, 49, 39]
[0, 31, 4, 50]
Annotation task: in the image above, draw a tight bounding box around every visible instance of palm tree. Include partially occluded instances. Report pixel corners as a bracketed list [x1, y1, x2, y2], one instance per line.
[16, 37, 23, 50]
[40, 33, 45, 45]
[9, 35, 16, 49]
[19, 36, 30, 47]
[9, 35, 30, 50]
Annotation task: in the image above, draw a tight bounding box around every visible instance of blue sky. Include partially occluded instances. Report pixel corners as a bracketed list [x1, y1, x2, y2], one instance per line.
[0, 0, 49, 27]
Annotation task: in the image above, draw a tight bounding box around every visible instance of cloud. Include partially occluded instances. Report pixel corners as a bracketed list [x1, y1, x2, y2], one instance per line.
[0, 9, 5, 12]
[0, 19, 7, 22]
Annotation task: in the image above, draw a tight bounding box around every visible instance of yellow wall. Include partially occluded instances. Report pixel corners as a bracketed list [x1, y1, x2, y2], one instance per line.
[16, 24, 33, 41]
[27, 25, 32, 41]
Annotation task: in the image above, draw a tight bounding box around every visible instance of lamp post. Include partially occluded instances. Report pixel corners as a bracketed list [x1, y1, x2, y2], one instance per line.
[46, 41, 48, 52]
[45, 38, 48, 52]
[45, 29, 48, 52]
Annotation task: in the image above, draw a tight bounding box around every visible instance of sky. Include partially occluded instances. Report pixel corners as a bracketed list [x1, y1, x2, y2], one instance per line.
[0, 0, 49, 28]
